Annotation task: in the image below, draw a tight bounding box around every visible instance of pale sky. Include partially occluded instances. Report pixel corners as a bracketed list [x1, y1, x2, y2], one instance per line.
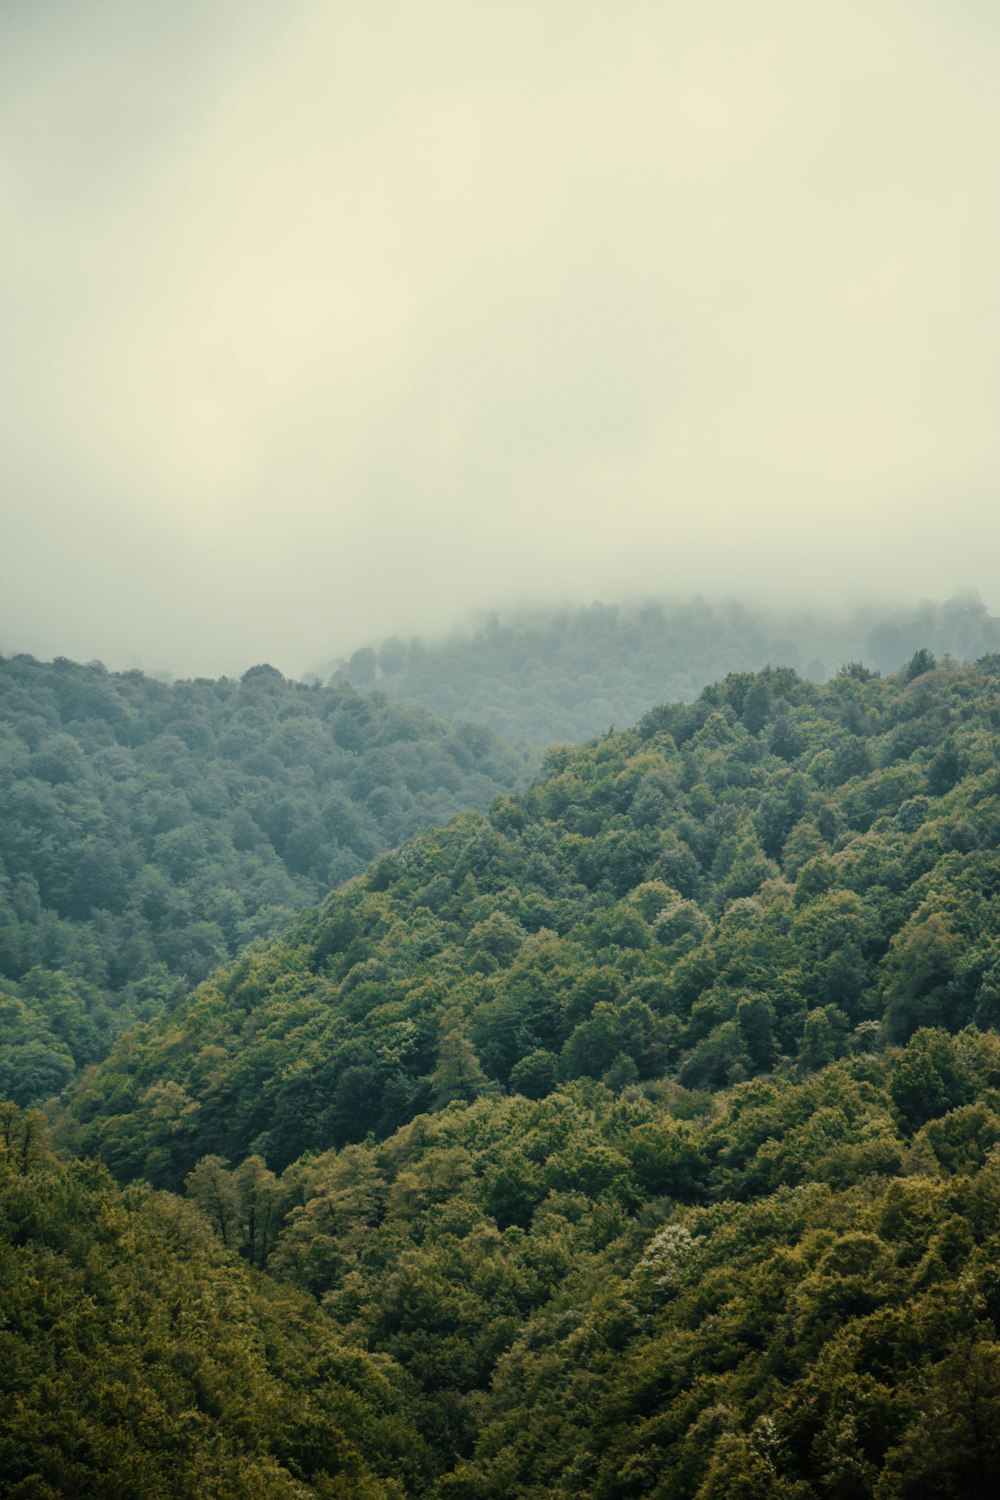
[2, 0, 999, 677]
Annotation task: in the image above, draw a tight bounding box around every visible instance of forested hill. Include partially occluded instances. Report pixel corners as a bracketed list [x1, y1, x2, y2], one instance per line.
[63, 649, 1000, 1184]
[41, 649, 1000, 1497]
[1, 650, 995, 1495]
[326, 593, 1000, 745]
[0, 655, 532, 1102]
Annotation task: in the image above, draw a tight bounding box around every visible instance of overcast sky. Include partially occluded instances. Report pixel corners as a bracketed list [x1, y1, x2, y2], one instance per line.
[2, 0, 999, 677]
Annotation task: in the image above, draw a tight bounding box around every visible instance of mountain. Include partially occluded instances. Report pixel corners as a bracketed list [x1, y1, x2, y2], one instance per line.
[0, 655, 533, 1101]
[325, 593, 1000, 746]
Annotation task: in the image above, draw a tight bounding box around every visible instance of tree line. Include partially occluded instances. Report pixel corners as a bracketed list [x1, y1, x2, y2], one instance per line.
[327, 593, 1000, 745]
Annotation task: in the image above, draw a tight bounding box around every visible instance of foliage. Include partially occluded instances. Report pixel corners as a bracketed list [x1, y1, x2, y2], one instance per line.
[0, 1102, 425, 1497]
[260, 1036, 1000, 1495]
[16, 1027, 1000, 1495]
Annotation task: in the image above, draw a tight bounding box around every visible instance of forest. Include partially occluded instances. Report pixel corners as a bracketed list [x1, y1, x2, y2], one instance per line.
[4, 642, 1000, 1495]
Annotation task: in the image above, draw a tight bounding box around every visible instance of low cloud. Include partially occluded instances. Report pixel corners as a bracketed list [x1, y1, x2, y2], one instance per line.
[2, 0, 999, 675]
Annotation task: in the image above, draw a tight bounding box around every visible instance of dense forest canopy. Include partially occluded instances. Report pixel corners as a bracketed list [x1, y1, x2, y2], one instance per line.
[0, 1105, 422, 1498]
[7, 649, 1000, 1495]
[0, 655, 532, 1103]
[9, 1026, 1000, 1497]
[325, 594, 1000, 746]
[63, 650, 1000, 1183]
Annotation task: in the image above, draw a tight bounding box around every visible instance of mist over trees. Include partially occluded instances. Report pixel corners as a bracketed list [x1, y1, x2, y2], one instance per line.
[327, 594, 1000, 746]
[5, 0, 1000, 1486]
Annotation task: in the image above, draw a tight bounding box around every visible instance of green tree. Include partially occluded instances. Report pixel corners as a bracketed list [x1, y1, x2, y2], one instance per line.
[889, 1028, 974, 1131]
[431, 1011, 488, 1107]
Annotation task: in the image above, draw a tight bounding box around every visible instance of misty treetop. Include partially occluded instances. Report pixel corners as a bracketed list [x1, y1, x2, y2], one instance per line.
[60, 650, 1000, 1186]
[327, 593, 1000, 746]
[0, 654, 533, 1100]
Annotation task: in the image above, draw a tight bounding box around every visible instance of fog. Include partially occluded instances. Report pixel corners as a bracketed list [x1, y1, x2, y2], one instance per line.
[2, 0, 999, 678]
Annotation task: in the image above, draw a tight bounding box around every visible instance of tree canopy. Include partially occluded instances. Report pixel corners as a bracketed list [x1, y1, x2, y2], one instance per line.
[0, 654, 532, 1100]
[62, 655, 1000, 1184]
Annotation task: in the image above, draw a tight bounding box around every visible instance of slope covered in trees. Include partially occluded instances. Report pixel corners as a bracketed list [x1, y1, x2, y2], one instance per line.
[328, 594, 1000, 746]
[0, 1104, 424, 1497]
[0, 655, 532, 1102]
[63, 650, 1000, 1184]
[14, 1027, 1000, 1497]
[239, 1038, 1000, 1498]
[13, 649, 1000, 1494]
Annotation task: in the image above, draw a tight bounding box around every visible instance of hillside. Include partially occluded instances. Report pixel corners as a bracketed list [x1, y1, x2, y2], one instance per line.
[0, 1105, 425, 1497]
[62, 649, 1000, 1184]
[0, 655, 532, 1102]
[326, 594, 1000, 746]
[9, 1033, 1000, 1497]
[34, 647, 1000, 1495]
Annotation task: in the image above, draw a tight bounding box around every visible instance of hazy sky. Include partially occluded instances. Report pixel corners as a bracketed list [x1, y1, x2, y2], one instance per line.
[3, 0, 999, 677]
